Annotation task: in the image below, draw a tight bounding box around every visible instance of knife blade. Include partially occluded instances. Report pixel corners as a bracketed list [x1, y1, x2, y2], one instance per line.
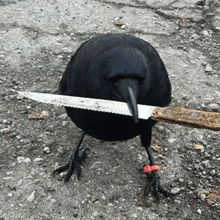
[17, 91, 158, 120]
[18, 91, 220, 131]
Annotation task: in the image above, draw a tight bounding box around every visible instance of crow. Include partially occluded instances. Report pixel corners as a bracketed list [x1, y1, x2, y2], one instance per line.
[54, 33, 172, 201]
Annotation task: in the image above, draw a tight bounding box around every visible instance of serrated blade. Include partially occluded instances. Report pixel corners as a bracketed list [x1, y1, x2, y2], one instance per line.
[17, 91, 159, 120]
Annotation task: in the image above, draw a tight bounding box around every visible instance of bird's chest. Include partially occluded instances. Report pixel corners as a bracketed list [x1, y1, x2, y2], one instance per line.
[65, 107, 153, 141]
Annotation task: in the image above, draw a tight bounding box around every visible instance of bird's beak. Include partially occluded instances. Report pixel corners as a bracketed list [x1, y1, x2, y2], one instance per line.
[114, 79, 139, 123]
[127, 86, 139, 123]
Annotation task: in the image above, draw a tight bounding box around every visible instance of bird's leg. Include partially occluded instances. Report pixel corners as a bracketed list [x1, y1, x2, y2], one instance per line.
[141, 130, 173, 202]
[53, 131, 89, 182]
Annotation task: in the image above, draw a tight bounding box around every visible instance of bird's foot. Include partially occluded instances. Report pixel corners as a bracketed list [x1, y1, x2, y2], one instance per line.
[53, 148, 89, 182]
[144, 169, 173, 202]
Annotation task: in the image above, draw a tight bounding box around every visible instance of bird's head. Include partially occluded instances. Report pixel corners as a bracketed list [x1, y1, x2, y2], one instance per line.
[105, 46, 150, 123]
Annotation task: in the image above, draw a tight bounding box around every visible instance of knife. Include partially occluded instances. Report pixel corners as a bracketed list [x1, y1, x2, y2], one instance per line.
[17, 91, 220, 131]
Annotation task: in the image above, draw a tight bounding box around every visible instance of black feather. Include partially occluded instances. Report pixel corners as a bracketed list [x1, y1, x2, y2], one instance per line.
[59, 33, 171, 141]
[55, 34, 173, 201]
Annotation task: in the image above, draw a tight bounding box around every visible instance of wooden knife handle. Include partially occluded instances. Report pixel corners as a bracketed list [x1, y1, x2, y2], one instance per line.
[152, 107, 220, 131]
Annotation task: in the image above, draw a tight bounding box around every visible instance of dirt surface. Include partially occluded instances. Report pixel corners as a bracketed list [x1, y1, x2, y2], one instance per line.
[0, 0, 220, 219]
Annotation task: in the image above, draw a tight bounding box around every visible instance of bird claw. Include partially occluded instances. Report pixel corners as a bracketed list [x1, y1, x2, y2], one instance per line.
[145, 172, 173, 202]
[53, 148, 89, 182]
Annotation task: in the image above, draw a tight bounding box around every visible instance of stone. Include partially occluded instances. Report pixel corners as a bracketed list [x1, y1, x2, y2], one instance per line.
[27, 190, 35, 202]
[207, 103, 220, 111]
[23, 158, 31, 163]
[0, 128, 11, 134]
[43, 147, 50, 154]
[17, 157, 25, 163]
[62, 121, 68, 126]
[57, 147, 64, 154]
[171, 187, 181, 194]
[205, 64, 213, 72]
[34, 157, 43, 163]
[59, 113, 68, 119]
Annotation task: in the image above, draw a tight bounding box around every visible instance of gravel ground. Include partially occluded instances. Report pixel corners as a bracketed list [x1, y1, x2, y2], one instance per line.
[0, 0, 220, 219]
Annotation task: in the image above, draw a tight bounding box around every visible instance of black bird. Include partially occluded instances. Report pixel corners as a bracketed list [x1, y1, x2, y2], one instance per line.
[54, 34, 172, 201]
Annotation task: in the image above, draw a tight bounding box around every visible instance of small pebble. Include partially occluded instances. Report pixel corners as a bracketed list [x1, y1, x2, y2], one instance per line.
[8, 193, 13, 197]
[27, 190, 35, 202]
[114, 17, 120, 22]
[211, 170, 216, 175]
[174, 199, 181, 204]
[107, 203, 113, 207]
[16, 135, 21, 140]
[157, 126, 165, 131]
[202, 30, 209, 37]
[41, 111, 49, 117]
[200, 193, 206, 201]
[2, 119, 7, 124]
[179, 178, 184, 182]
[204, 152, 210, 158]
[9, 132, 17, 138]
[23, 158, 31, 163]
[0, 128, 11, 134]
[171, 187, 181, 195]
[197, 208, 202, 214]
[92, 211, 98, 216]
[91, 196, 98, 203]
[6, 171, 13, 176]
[201, 146, 204, 153]
[17, 157, 25, 163]
[16, 94, 24, 100]
[34, 157, 43, 163]
[18, 179, 23, 186]
[168, 138, 176, 143]
[136, 207, 143, 212]
[59, 113, 68, 119]
[130, 213, 138, 218]
[50, 198, 56, 203]
[206, 64, 213, 72]
[202, 160, 209, 167]
[43, 147, 50, 154]
[6, 120, 12, 125]
[101, 195, 106, 200]
[208, 103, 220, 111]
[57, 146, 64, 154]
[137, 154, 143, 161]
[62, 121, 68, 127]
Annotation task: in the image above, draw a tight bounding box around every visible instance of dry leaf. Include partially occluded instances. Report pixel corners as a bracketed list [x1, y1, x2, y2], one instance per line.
[151, 137, 156, 143]
[29, 112, 46, 119]
[207, 191, 220, 205]
[153, 145, 162, 153]
[198, 190, 206, 196]
[198, 190, 207, 201]
[194, 144, 203, 150]
[115, 22, 125, 27]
